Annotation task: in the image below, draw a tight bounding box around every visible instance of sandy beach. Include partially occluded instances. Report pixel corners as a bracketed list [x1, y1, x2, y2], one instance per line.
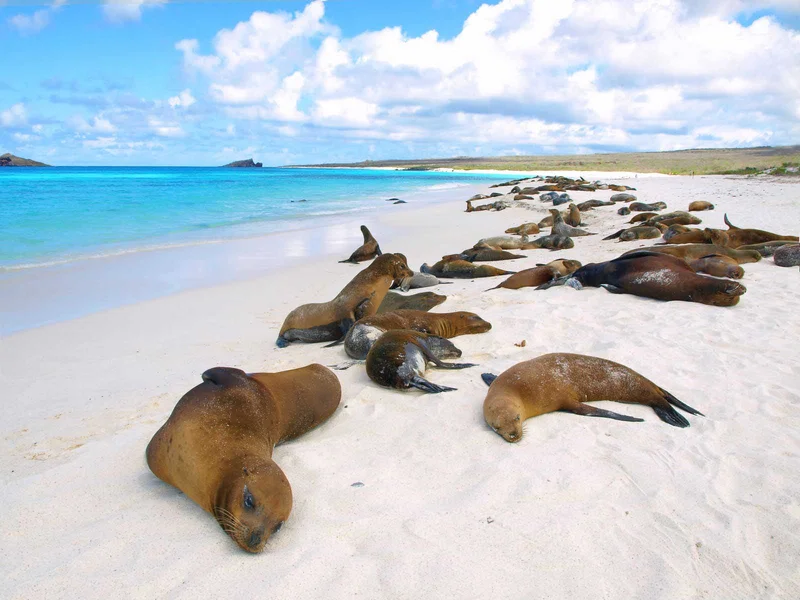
[2, 174, 799, 599]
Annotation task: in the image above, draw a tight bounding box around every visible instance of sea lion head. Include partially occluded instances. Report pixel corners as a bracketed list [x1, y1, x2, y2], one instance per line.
[704, 228, 729, 247]
[446, 311, 492, 336]
[214, 460, 293, 553]
[422, 335, 463, 360]
[703, 280, 747, 307]
[484, 394, 524, 443]
[375, 253, 413, 284]
[547, 259, 582, 275]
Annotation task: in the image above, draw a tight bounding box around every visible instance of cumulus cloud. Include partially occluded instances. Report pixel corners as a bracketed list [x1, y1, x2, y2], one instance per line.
[175, 0, 800, 152]
[8, 0, 65, 35]
[1, 103, 28, 127]
[103, 0, 168, 24]
[168, 89, 196, 108]
[69, 114, 118, 134]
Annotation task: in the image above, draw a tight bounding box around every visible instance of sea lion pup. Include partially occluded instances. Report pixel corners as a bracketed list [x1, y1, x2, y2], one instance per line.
[146, 364, 341, 552]
[662, 224, 692, 241]
[550, 209, 594, 237]
[277, 253, 412, 347]
[603, 226, 662, 242]
[664, 229, 710, 244]
[456, 246, 526, 262]
[645, 211, 702, 226]
[525, 233, 575, 250]
[738, 240, 797, 257]
[339, 310, 491, 359]
[630, 201, 667, 212]
[610, 193, 637, 202]
[481, 353, 703, 442]
[339, 225, 382, 263]
[565, 203, 582, 227]
[421, 259, 515, 279]
[475, 235, 530, 250]
[709, 214, 799, 247]
[377, 291, 446, 313]
[688, 255, 744, 279]
[629, 212, 658, 224]
[488, 259, 582, 290]
[688, 201, 714, 211]
[774, 244, 800, 267]
[505, 223, 541, 235]
[623, 244, 761, 264]
[541, 251, 746, 307]
[365, 330, 476, 393]
[577, 199, 614, 211]
[394, 271, 452, 291]
[617, 206, 631, 216]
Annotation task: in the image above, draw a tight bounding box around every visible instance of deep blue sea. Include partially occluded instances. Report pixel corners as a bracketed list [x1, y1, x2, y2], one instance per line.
[0, 167, 509, 270]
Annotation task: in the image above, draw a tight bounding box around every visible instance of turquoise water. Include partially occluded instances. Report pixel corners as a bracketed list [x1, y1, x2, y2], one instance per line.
[0, 167, 507, 270]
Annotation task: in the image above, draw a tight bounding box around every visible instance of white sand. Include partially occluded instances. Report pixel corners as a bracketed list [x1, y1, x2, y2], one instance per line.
[2, 174, 799, 599]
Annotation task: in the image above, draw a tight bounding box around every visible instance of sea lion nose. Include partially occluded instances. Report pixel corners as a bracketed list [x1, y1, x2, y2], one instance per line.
[248, 529, 263, 548]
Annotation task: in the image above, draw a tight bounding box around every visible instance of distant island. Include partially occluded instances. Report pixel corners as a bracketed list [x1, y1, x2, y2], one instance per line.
[222, 158, 262, 168]
[285, 145, 800, 176]
[0, 153, 51, 167]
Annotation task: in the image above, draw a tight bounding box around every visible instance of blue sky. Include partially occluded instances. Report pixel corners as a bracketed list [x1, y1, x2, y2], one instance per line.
[1, 0, 798, 166]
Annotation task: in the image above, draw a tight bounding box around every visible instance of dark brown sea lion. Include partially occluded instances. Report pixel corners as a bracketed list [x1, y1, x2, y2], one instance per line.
[277, 253, 413, 347]
[505, 222, 541, 235]
[617, 206, 631, 216]
[488, 259, 582, 290]
[146, 364, 341, 552]
[688, 255, 744, 279]
[456, 247, 526, 261]
[688, 201, 714, 211]
[421, 259, 515, 278]
[630, 201, 667, 211]
[706, 215, 799, 248]
[738, 240, 797, 257]
[339, 225, 382, 263]
[550, 209, 594, 237]
[339, 310, 491, 359]
[365, 330, 476, 393]
[577, 200, 614, 211]
[377, 291, 446, 313]
[603, 226, 662, 242]
[629, 212, 658, 223]
[543, 251, 746, 306]
[624, 244, 761, 264]
[774, 244, 800, 267]
[481, 353, 703, 442]
[525, 234, 574, 250]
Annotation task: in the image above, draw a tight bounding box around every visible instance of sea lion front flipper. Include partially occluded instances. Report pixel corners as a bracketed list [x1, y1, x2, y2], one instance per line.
[323, 337, 346, 348]
[353, 294, 377, 321]
[536, 275, 572, 290]
[601, 284, 625, 294]
[569, 403, 644, 422]
[481, 373, 498, 387]
[408, 376, 457, 394]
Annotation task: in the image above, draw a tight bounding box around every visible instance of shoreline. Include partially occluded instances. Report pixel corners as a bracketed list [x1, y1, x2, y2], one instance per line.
[2, 173, 799, 599]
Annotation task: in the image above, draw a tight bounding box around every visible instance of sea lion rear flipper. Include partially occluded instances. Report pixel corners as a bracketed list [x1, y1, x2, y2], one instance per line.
[276, 336, 290, 348]
[323, 337, 346, 348]
[327, 360, 363, 371]
[660, 388, 704, 416]
[601, 284, 625, 294]
[481, 373, 498, 387]
[375, 245, 383, 256]
[569, 403, 644, 422]
[724, 213, 739, 230]
[338, 257, 357, 264]
[408, 376, 457, 394]
[651, 403, 691, 428]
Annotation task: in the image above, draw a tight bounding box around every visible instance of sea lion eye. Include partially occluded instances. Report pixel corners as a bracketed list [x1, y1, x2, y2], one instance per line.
[272, 521, 284, 534]
[243, 486, 255, 510]
[514, 414, 521, 422]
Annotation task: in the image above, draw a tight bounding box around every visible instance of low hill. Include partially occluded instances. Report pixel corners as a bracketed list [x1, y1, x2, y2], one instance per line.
[288, 145, 800, 176]
[222, 158, 263, 168]
[0, 153, 51, 167]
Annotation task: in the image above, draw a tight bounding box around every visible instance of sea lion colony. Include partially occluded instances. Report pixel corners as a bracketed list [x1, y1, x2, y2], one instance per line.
[147, 174, 797, 551]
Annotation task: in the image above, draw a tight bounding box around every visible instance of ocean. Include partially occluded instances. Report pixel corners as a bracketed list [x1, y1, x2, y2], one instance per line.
[0, 167, 510, 333]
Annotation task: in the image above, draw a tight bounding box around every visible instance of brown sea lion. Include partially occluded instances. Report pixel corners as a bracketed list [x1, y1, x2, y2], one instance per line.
[645, 211, 702, 226]
[146, 364, 341, 552]
[481, 354, 703, 442]
[377, 291, 446, 313]
[365, 330, 476, 393]
[662, 224, 692, 241]
[339, 310, 491, 359]
[630, 201, 666, 212]
[603, 226, 662, 242]
[456, 247, 526, 261]
[706, 215, 799, 248]
[609, 185, 635, 192]
[550, 209, 594, 237]
[688, 255, 744, 279]
[610, 193, 637, 202]
[624, 244, 761, 264]
[421, 259, 514, 279]
[505, 223, 541, 235]
[565, 204, 582, 227]
[664, 229, 710, 244]
[577, 200, 614, 211]
[488, 259, 582, 290]
[476, 235, 530, 249]
[629, 212, 658, 223]
[737, 240, 797, 257]
[688, 201, 714, 211]
[524, 234, 574, 250]
[339, 225, 382, 263]
[543, 251, 746, 306]
[277, 253, 412, 347]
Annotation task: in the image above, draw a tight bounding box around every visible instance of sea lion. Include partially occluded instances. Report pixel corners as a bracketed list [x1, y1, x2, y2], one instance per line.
[476, 235, 530, 250]
[421, 259, 515, 279]
[629, 212, 658, 223]
[645, 211, 701, 226]
[630, 201, 667, 212]
[525, 234, 574, 250]
[339, 225, 382, 263]
[623, 244, 761, 264]
[617, 206, 631, 216]
[505, 223, 540, 235]
[738, 240, 797, 257]
[565, 203, 582, 227]
[488, 259, 582, 290]
[277, 253, 413, 347]
[610, 193, 637, 202]
[662, 224, 693, 241]
[706, 215, 799, 248]
[688, 201, 714, 211]
[457, 246, 526, 262]
[552, 193, 572, 206]
[377, 291, 446, 313]
[602, 226, 662, 242]
[146, 364, 341, 552]
[394, 271, 452, 291]
[774, 244, 800, 267]
[365, 330, 476, 393]
[481, 353, 703, 442]
[550, 209, 594, 237]
[609, 185, 636, 192]
[577, 200, 614, 211]
[688, 255, 744, 279]
[664, 229, 710, 244]
[339, 310, 491, 359]
[542, 251, 746, 306]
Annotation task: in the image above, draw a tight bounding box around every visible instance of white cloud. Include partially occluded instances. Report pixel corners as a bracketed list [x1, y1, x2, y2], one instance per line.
[168, 89, 196, 108]
[69, 115, 118, 134]
[103, 0, 167, 24]
[1, 103, 27, 127]
[13, 132, 40, 142]
[8, 0, 65, 35]
[148, 117, 184, 138]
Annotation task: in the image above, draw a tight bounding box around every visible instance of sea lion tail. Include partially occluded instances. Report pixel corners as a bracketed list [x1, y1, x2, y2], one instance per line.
[660, 388, 705, 417]
[338, 258, 357, 264]
[481, 373, 498, 387]
[724, 213, 738, 230]
[201, 367, 250, 386]
[323, 337, 346, 348]
[409, 376, 457, 394]
[603, 229, 624, 240]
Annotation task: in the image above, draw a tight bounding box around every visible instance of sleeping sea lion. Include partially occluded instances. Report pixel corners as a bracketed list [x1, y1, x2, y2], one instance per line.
[421, 259, 515, 279]
[365, 330, 476, 393]
[737, 240, 797, 257]
[664, 229, 710, 244]
[577, 200, 614, 211]
[645, 211, 702, 226]
[146, 364, 341, 552]
[617, 206, 631, 216]
[481, 353, 703, 442]
[394, 271, 452, 291]
[688, 201, 714, 211]
[377, 291, 446, 313]
[476, 235, 530, 250]
[505, 223, 541, 235]
[524, 234, 574, 250]
[602, 226, 662, 242]
[662, 224, 693, 241]
[339, 225, 382, 263]
[457, 246, 526, 261]
[610, 193, 637, 202]
[688, 255, 744, 279]
[550, 209, 594, 237]
[707, 215, 799, 247]
[629, 212, 658, 224]
[774, 245, 800, 267]
[623, 244, 761, 264]
[630, 201, 667, 212]
[278, 253, 413, 346]
[487, 259, 582, 290]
